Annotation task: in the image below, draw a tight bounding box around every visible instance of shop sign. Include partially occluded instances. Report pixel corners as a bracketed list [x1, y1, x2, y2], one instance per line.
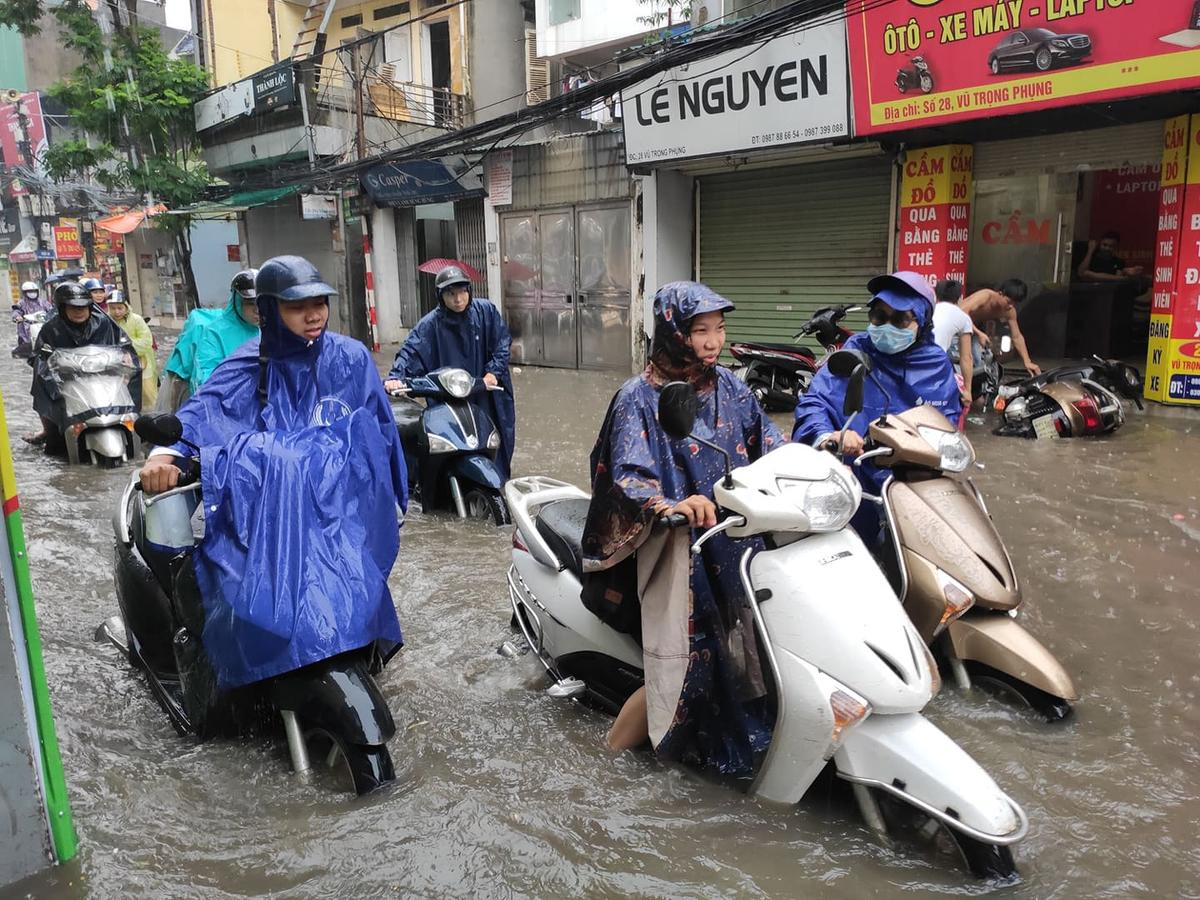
[52, 219, 82, 259]
[252, 62, 297, 113]
[226, 244, 241, 262]
[846, 0, 1200, 135]
[0, 92, 49, 196]
[299, 193, 339, 220]
[620, 20, 850, 165]
[1144, 114, 1200, 406]
[94, 228, 124, 255]
[194, 78, 254, 132]
[897, 144, 972, 286]
[360, 157, 485, 208]
[486, 150, 513, 206]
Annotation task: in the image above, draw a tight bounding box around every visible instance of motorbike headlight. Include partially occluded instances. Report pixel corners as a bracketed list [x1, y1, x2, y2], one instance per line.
[427, 433, 457, 454]
[486, 430, 501, 450]
[438, 369, 473, 399]
[775, 469, 857, 532]
[916, 426, 975, 473]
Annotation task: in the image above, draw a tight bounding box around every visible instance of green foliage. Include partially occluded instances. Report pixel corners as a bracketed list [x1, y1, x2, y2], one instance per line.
[0, 0, 44, 36]
[636, 0, 693, 27]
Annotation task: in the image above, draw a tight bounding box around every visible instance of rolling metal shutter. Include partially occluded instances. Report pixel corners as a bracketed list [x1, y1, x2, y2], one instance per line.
[973, 120, 1163, 179]
[698, 156, 892, 347]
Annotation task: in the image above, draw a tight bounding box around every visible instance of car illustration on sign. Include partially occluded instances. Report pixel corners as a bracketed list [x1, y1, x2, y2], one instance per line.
[987, 28, 1093, 74]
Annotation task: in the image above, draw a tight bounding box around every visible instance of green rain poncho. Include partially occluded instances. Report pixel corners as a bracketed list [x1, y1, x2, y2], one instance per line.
[191, 291, 260, 391]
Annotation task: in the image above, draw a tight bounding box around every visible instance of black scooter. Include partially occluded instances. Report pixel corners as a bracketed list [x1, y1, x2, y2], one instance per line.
[390, 367, 510, 525]
[98, 415, 398, 795]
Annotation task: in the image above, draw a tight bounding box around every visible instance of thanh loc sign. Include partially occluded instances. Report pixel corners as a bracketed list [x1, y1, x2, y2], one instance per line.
[1145, 114, 1200, 406]
[897, 144, 972, 288]
[619, 19, 850, 165]
[846, 0, 1200, 135]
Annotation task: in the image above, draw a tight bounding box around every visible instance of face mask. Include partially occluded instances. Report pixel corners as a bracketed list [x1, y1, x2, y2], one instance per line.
[867, 323, 917, 355]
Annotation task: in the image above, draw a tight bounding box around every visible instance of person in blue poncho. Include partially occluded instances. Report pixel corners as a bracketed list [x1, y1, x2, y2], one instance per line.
[794, 270, 962, 545]
[581, 281, 785, 778]
[383, 265, 516, 480]
[157, 269, 261, 412]
[138, 255, 407, 690]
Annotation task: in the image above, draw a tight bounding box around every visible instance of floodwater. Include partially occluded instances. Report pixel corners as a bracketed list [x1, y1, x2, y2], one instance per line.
[2, 340, 1199, 898]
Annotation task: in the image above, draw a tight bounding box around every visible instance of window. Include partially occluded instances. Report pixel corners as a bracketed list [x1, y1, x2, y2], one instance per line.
[340, 13, 364, 27]
[548, 0, 581, 26]
[374, 2, 410, 19]
[420, 0, 446, 8]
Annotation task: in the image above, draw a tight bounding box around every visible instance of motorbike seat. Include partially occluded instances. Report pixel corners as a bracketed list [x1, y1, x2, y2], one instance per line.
[392, 399, 424, 444]
[535, 498, 590, 578]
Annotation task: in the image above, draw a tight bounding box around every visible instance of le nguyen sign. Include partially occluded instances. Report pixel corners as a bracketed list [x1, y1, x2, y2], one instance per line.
[621, 19, 850, 166]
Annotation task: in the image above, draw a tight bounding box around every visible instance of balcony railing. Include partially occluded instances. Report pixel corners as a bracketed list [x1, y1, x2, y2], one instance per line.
[305, 62, 465, 131]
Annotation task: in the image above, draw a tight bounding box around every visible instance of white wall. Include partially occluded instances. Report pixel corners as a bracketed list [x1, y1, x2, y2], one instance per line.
[536, 0, 664, 58]
[370, 206, 405, 344]
[188, 218, 241, 308]
[641, 167, 694, 338]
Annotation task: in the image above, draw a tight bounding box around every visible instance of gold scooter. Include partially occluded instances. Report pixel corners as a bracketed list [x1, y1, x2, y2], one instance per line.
[827, 350, 1078, 721]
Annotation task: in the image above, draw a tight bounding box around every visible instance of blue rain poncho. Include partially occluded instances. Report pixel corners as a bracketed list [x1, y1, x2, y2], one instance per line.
[387, 296, 516, 480]
[169, 296, 407, 690]
[582, 282, 785, 777]
[191, 290, 260, 390]
[794, 286, 961, 542]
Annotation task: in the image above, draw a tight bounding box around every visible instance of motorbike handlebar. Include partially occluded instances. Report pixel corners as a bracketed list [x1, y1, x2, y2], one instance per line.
[657, 513, 691, 529]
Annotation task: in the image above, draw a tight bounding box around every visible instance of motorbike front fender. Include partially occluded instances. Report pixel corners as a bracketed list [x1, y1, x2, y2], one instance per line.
[835, 714, 1026, 843]
[948, 614, 1079, 701]
[84, 426, 127, 461]
[448, 453, 504, 491]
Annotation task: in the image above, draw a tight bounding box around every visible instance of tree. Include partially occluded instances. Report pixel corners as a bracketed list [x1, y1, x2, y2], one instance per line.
[10, 1, 210, 307]
[636, 1, 693, 28]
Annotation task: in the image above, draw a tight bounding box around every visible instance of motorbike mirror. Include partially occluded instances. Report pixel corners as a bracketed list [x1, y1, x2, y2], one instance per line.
[134, 414, 183, 447]
[1000, 335, 1013, 354]
[658, 381, 698, 440]
[827, 349, 871, 378]
[843, 366, 867, 417]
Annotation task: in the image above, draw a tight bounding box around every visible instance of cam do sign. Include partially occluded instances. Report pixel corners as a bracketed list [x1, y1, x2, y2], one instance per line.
[847, 0, 1200, 134]
[621, 19, 849, 165]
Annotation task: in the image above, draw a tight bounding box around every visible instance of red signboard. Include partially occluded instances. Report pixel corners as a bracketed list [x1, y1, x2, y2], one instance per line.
[897, 144, 973, 286]
[52, 222, 82, 259]
[1089, 165, 1161, 273]
[0, 92, 49, 196]
[846, 0, 1200, 135]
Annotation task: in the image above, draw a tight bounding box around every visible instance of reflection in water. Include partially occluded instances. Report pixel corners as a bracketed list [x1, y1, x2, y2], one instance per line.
[2, 350, 1198, 898]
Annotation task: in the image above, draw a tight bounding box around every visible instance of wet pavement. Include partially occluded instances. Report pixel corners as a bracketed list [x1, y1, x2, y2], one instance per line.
[2, 335, 1199, 898]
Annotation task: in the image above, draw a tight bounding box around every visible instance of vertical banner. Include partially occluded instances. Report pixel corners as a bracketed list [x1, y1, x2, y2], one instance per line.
[1166, 114, 1200, 404]
[897, 144, 972, 288]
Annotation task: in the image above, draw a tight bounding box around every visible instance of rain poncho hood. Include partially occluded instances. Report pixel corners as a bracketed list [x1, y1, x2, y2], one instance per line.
[170, 295, 407, 689]
[648, 281, 735, 387]
[387, 294, 515, 480]
[191, 290, 260, 390]
[582, 281, 783, 776]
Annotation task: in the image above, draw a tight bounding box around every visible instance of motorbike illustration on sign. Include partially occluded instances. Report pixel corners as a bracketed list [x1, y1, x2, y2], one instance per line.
[846, 0, 1200, 134]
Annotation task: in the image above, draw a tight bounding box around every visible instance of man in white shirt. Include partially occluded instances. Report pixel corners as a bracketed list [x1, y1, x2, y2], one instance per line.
[931, 279, 975, 409]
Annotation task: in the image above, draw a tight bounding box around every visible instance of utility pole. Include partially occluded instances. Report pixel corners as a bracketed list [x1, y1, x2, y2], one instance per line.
[12, 96, 51, 280]
[349, 41, 380, 351]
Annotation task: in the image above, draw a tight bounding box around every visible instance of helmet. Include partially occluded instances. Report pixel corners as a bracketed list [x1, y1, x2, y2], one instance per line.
[231, 268, 259, 299]
[435, 265, 471, 294]
[81, 277, 104, 292]
[108, 289, 126, 305]
[20, 280, 38, 295]
[54, 281, 92, 307]
[254, 255, 335, 302]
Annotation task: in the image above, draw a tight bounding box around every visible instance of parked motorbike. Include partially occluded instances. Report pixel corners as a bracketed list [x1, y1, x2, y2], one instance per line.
[825, 350, 1078, 720]
[798, 303, 862, 361]
[502, 382, 1027, 878]
[42, 344, 141, 466]
[98, 414, 398, 795]
[391, 366, 510, 525]
[730, 341, 816, 411]
[994, 356, 1143, 439]
[896, 56, 935, 94]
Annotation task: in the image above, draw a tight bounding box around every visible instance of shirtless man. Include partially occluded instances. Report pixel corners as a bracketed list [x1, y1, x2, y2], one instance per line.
[960, 278, 1041, 376]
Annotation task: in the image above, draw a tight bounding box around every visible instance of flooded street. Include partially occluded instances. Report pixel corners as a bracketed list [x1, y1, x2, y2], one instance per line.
[2, 345, 1199, 899]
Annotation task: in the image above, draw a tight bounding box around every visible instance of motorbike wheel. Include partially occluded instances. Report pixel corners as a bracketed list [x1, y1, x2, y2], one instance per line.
[92, 454, 123, 470]
[303, 726, 395, 795]
[946, 830, 1018, 881]
[965, 660, 1073, 722]
[464, 488, 510, 526]
[919, 73, 934, 93]
[896, 77, 908, 94]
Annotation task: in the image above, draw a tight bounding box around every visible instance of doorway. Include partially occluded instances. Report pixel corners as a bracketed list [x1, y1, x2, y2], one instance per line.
[500, 203, 632, 370]
[423, 20, 451, 127]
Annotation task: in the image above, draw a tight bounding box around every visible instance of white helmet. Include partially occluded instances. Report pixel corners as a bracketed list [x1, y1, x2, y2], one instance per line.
[20, 281, 38, 295]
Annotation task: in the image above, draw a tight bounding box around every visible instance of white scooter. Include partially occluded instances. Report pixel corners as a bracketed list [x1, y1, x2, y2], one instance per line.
[504, 373, 1028, 879]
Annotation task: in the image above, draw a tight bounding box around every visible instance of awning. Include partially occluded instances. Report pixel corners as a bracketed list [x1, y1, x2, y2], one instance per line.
[95, 204, 167, 235]
[7, 234, 37, 263]
[166, 185, 300, 217]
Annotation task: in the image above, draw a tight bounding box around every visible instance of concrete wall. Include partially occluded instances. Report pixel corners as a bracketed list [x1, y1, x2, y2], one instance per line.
[122, 227, 184, 323]
[467, 1, 527, 122]
[640, 167, 694, 338]
[203, 0, 302, 87]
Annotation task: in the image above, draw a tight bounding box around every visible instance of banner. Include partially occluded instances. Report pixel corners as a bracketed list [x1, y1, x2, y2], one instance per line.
[0, 92, 49, 197]
[897, 144, 972, 286]
[621, 20, 849, 165]
[52, 219, 82, 260]
[846, 0, 1200, 134]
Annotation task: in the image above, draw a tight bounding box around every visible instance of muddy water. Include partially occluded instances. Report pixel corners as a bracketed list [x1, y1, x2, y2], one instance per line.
[2, 348, 1198, 898]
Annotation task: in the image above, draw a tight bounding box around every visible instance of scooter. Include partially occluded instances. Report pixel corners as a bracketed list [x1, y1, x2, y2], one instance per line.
[826, 350, 1078, 720]
[729, 341, 816, 411]
[98, 415, 398, 795]
[43, 344, 141, 466]
[390, 366, 510, 525]
[896, 56, 935, 94]
[994, 356, 1143, 439]
[503, 380, 1027, 879]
